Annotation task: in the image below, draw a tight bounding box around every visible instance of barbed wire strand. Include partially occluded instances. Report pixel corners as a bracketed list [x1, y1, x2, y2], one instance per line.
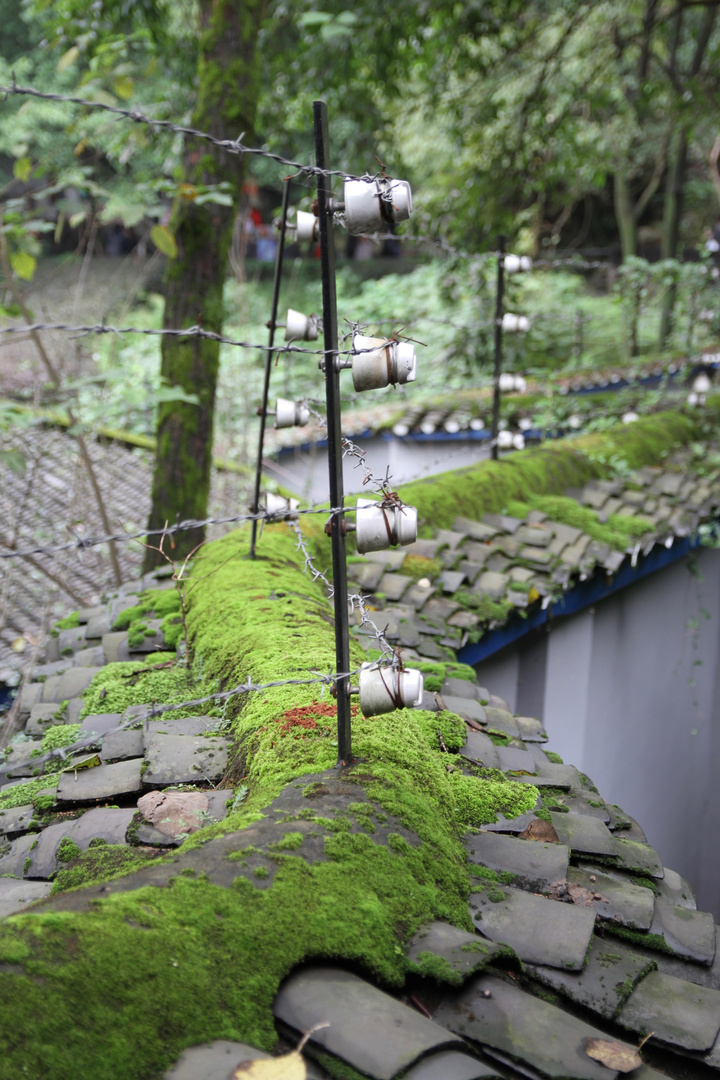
[0, 81, 380, 183]
[0, 504, 343, 561]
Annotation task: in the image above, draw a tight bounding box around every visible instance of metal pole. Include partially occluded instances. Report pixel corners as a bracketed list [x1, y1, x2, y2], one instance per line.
[490, 234, 506, 461]
[313, 99, 352, 766]
[249, 179, 291, 558]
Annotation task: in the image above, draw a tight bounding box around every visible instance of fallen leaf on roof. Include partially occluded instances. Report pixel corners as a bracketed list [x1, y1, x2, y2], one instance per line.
[519, 819, 560, 843]
[585, 1037, 642, 1072]
[233, 1051, 305, 1079]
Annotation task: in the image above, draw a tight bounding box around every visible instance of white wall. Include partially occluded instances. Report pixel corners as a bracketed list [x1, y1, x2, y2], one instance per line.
[474, 549, 720, 917]
[267, 436, 492, 502]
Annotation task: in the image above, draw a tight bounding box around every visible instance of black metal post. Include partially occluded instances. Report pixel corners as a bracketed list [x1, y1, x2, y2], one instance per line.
[313, 100, 352, 766]
[249, 179, 291, 558]
[490, 234, 506, 461]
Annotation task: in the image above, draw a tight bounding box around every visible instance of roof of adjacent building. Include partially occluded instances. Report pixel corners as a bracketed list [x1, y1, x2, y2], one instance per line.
[347, 442, 720, 665]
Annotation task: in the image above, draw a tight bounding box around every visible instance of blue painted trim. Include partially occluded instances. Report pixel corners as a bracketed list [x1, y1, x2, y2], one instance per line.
[457, 533, 702, 666]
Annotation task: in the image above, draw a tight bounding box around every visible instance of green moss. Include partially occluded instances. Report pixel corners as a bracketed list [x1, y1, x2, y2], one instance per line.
[52, 611, 79, 633]
[56, 838, 82, 864]
[602, 925, 676, 955]
[400, 554, 442, 582]
[545, 751, 564, 764]
[397, 410, 703, 530]
[79, 655, 193, 721]
[470, 866, 516, 885]
[50, 845, 162, 896]
[0, 776, 58, 811]
[41, 724, 82, 754]
[510, 495, 652, 552]
[449, 771, 537, 828]
[113, 588, 185, 652]
[268, 832, 304, 853]
[0, 526, 539, 1078]
[534, 808, 552, 823]
[409, 951, 463, 985]
[253, 867, 269, 879]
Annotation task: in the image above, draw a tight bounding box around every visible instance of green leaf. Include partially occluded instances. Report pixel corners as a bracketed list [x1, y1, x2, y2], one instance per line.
[9, 251, 36, 281]
[150, 224, 178, 259]
[57, 45, 79, 72]
[112, 75, 134, 100]
[12, 158, 32, 183]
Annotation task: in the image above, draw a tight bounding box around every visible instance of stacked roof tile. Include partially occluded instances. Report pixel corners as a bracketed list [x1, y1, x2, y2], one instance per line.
[347, 446, 720, 660]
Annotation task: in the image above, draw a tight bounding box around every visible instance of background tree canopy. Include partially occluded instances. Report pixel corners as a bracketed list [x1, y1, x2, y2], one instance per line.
[1, 0, 720, 556]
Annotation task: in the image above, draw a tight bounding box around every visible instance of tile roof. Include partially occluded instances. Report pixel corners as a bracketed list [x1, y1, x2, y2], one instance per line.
[1, 543, 720, 1078]
[0, 426, 251, 679]
[346, 444, 720, 663]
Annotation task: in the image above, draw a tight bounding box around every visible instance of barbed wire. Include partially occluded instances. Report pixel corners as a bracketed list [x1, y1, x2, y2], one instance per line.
[352, 231, 617, 271]
[0, 504, 342, 561]
[1, 656, 388, 778]
[288, 518, 396, 662]
[0, 81, 377, 183]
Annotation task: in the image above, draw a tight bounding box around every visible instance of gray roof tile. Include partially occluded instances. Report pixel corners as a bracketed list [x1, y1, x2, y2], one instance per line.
[613, 838, 664, 879]
[566, 865, 654, 929]
[649, 899, 716, 965]
[528, 935, 655, 1020]
[403, 1050, 501, 1080]
[435, 973, 638, 1080]
[274, 967, 462, 1080]
[466, 830, 569, 891]
[406, 920, 509, 981]
[619, 970, 720, 1051]
[549, 812, 616, 857]
[469, 884, 595, 969]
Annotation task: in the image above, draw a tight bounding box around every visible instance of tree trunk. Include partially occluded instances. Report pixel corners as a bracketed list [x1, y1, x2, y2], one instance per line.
[658, 128, 688, 346]
[144, 0, 267, 570]
[613, 167, 638, 259]
[657, 3, 717, 348]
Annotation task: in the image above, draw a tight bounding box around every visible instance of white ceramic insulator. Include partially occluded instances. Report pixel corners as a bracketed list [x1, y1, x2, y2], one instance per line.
[518, 417, 532, 431]
[693, 373, 711, 394]
[358, 663, 424, 718]
[622, 411, 639, 424]
[351, 334, 417, 392]
[393, 423, 410, 437]
[444, 419, 461, 433]
[502, 313, 530, 333]
[498, 372, 515, 391]
[274, 399, 310, 429]
[688, 392, 699, 406]
[285, 309, 319, 342]
[568, 414, 582, 429]
[355, 497, 418, 554]
[295, 210, 318, 243]
[343, 177, 412, 235]
[265, 493, 300, 516]
[504, 254, 532, 273]
[497, 430, 513, 449]
[469, 418, 485, 431]
[512, 433, 525, 450]
[514, 375, 527, 393]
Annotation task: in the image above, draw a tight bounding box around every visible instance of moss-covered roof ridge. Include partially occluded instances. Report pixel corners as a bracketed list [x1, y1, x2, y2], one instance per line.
[342, 411, 720, 658]
[0, 425, 718, 1076]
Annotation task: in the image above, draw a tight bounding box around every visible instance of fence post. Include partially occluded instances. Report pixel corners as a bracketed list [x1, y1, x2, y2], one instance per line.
[313, 99, 352, 766]
[249, 179, 291, 558]
[490, 235, 506, 461]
